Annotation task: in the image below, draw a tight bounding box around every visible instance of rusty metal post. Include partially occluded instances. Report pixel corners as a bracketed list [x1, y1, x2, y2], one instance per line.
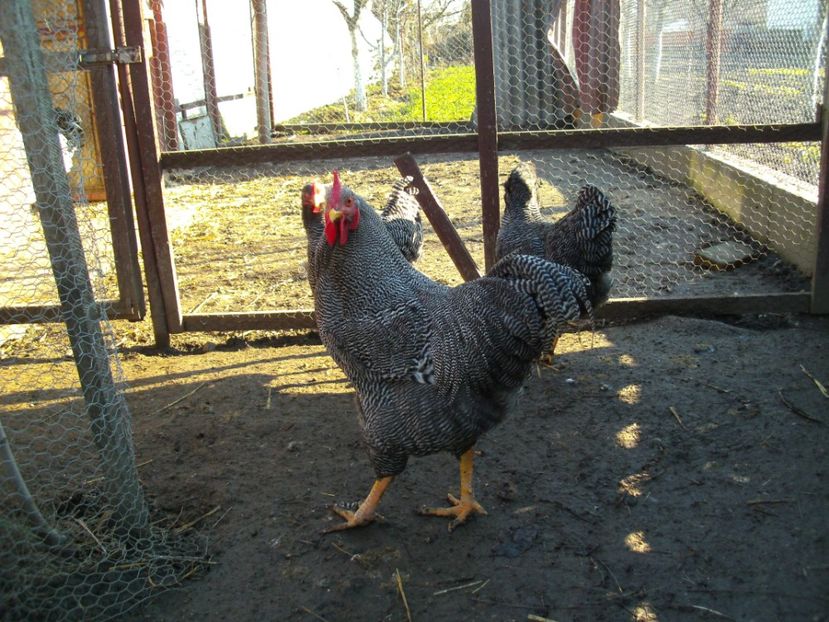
[395, 153, 481, 282]
[704, 0, 723, 125]
[635, 0, 646, 121]
[122, 0, 184, 334]
[471, 0, 500, 272]
[811, 37, 829, 313]
[83, 0, 145, 319]
[196, 0, 223, 143]
[110, 0, 170, 347]
[148, 0, 178, 151]
[252, 0, 272, 144]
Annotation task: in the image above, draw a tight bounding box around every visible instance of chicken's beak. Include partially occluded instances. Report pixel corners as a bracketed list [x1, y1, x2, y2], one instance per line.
[328, 208, 343, 222]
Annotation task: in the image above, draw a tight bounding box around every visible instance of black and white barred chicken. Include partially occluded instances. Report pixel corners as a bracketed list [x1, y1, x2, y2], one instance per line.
[496, 161, 616, 303]
[303, 175, 423, 267]
[302, 170, 609, 532]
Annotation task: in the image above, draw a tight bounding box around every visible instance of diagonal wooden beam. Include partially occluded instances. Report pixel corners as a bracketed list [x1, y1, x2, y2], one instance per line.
[394, 153, 481, 282]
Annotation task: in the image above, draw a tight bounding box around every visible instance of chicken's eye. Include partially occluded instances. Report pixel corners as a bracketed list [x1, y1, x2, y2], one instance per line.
[344, 197, 354, 208]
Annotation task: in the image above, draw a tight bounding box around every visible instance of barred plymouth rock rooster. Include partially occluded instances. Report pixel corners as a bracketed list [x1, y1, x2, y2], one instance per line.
[496, 161, 616, 304]
[302, 175, 423, 269]
[302, 170, 610, 532]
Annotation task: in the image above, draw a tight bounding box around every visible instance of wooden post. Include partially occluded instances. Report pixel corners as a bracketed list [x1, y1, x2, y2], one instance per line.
[811, 40, 829, 313]
[123, 0, 184, 334]
[109, 0, 171, 347]
[196, 0, 223, 143]
[148, 0, 178, 151]
[395, 153, 481, 282]
[83, 0, 145, 319]
[635, 0, 646, 121]
[0, 0, 149, 536]
[471, 0, 500, 272]
[704, 0, 723, 125]
[252, 0, 272, 144]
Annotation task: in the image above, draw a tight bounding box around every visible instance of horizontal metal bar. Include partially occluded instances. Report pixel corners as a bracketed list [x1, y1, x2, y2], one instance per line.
[160, 133, 479, 168]
[176, 291, 811, 333]
[273, 121, 473, 134]
[0, 301, 138, 325]
[178, 91, 250, 111]
[160, 122, 821, 170]
[596, 292, 811, 320]
[499, 122, 821, 150]
[182, 311, 316, 332]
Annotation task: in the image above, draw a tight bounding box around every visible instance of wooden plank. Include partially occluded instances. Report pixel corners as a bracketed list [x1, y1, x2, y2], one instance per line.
[471, 0, 500, 271]
[84, 0, 145, 320]
[110, 0, 170, 347]
[394, 153, 481, 282]
[148, 0, 178, 151]
[273, 121, 471, 133]
[183, 311, 316, 332]
[597, 293, 811, 320]
[123, 0, 184, 333]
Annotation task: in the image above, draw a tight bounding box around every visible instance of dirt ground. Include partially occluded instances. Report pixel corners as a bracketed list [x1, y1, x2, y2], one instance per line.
[110, 311, 829, 622]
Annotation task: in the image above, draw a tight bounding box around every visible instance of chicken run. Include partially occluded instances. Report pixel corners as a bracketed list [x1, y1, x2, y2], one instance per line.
[2, 0, 829, 619]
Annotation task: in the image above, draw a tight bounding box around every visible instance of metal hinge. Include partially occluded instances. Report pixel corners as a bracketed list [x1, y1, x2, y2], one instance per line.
[0, 46, 143, 77]
[78, 46, 143, 68]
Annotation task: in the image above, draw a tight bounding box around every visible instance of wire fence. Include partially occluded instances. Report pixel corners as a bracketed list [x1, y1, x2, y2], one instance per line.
[0, 2, 205, 620]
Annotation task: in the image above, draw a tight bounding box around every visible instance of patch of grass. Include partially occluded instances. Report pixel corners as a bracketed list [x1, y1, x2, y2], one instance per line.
[283, 65, 475, 126]
[405, 65, 476, 122]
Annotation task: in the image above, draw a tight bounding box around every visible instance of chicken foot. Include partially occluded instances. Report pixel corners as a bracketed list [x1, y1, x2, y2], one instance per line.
[324, 476, 393, 533]
[418, 448, 487, 531]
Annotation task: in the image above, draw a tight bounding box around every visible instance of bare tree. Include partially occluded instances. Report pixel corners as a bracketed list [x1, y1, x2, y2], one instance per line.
[333, 0, 370, 111]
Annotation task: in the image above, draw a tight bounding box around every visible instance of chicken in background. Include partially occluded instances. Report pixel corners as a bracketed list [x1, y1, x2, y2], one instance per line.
[496, 161, 616, 305]
[302, 170, 609, 532]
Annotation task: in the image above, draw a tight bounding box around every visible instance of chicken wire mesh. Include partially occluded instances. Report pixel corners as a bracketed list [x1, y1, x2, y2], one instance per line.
[1, 1, 205, 620]
[150, 0, 475, 148]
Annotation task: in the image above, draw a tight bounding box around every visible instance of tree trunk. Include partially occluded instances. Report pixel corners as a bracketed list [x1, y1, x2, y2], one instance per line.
[350, 26, 367, 111]
[381, 4, 388, 96]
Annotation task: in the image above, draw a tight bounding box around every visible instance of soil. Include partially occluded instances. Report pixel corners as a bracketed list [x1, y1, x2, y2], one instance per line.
[118, 312, 829, 622]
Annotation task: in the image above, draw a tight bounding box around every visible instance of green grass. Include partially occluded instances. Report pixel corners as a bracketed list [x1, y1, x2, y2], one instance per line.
[404, 65, 476, 122]
[284, 64, 475, 126]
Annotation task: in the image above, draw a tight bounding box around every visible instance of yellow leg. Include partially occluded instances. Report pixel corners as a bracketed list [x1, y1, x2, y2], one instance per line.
[540, 335, 560, 367]
[324, 476, 393, 533]
[418, 448, 487, 531]
[590, 112, 604, 128]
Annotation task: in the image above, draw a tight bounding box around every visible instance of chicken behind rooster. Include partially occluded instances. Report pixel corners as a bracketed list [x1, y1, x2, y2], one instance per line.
[303, 171, 609, 532]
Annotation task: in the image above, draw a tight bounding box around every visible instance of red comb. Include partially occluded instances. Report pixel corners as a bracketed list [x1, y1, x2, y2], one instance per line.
[331, 170, 341, 208]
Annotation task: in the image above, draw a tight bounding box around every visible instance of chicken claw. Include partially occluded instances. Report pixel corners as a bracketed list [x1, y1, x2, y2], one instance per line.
[418, 493, 487, 532]
[322, 476, 393, 534]
[417, 448, 487, 531]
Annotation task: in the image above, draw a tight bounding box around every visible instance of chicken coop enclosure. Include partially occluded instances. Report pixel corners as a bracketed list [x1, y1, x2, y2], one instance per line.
[0, 0, 828, 619]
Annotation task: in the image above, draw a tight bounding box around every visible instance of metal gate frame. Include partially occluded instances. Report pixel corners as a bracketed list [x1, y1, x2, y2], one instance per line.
[118, 0, 829, 349]
[0, 0, 145, 327]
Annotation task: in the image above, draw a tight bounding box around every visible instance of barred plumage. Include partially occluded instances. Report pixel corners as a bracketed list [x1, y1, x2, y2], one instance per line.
[380, 176, 424, 263]
[497, 161, 617, 305]
[304, 176, 599, 480]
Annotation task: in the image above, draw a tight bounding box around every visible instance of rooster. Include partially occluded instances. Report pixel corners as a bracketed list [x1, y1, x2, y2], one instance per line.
[303, 170, 609, 532]
[496, 161, 616, 303]
[302, 175, 423, 268]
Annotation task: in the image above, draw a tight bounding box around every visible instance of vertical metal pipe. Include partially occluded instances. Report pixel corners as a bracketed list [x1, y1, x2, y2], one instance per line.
[83, 0, 145, 319]
[811, 38, 829, 313]
[635, 0, 646, 121]
[416, 0, 426, 121]
[0, 0, 149, 536]
[471, 0, 500, 271]
[252, 0, 272, 143]
[148, 0, 178, 150]
[704, 0, 724, 125]
[196, 0, 223, 143]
